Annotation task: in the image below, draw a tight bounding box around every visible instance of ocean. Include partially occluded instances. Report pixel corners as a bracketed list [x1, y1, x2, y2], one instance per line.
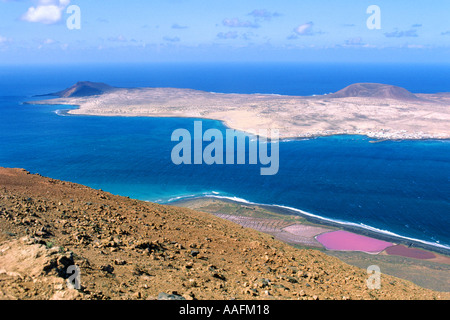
[0, 62, 449, 250]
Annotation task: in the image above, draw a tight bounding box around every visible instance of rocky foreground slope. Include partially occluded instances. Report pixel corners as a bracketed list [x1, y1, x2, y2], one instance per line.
[0, 168, 448, 300]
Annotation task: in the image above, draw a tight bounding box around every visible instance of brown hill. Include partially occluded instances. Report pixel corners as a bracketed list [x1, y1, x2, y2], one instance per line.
[0, 167, 448, 300]
[50, 81, 117, 98]
[329, 83, 420, 101]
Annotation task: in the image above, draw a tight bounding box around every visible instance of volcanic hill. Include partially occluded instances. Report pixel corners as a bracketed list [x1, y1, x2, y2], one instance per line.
[49, 81, 117, 98]
[328, 83, 420, 100]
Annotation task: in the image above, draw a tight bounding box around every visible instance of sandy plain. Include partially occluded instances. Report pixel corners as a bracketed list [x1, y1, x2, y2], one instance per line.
[30, 86, 450, 140]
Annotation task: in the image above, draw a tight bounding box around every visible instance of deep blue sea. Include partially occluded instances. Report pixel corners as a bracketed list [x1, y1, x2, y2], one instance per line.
[0, 63, 449, 250]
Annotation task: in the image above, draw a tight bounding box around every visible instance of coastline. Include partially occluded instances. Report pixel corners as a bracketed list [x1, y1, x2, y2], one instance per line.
[1, 166, 448, 298]
[51, 105, 450, 144]
[171, 194, 450, 257]
[21, 96, 450, 255]
[24, 84, 450, 141]
[36, 103, 450, 143]
[25, 101, 450, 142]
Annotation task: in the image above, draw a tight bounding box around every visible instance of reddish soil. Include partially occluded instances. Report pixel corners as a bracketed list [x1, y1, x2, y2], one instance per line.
[1, 167, 448, 300]
[385, 245, 436, 260]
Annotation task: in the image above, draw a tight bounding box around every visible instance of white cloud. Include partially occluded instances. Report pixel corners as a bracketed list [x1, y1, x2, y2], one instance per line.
[223, 18, 259, 28]
[288, 22, 321, 40]
[217, 31, 238, 39]
[171, 23, 188, 29]
[406, 44, 426, 49]
[21, 0, 70, 24]
[248, 9, 281, 21]
[163, 36, 180, 42]
[0, 35, 11, 44]
[108, 35, 127, 42]
[384, 29, 418, 38]
[294, 22, 314, 35]
[345, 37, 364, 46]
[43, 38, 56, 44]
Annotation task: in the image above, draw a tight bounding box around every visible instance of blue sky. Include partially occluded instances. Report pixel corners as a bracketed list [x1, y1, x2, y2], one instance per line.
[1, 0, 450, 64]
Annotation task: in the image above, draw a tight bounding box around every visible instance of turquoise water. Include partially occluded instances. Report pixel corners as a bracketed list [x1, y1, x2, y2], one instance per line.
[0, 63, 449, 250]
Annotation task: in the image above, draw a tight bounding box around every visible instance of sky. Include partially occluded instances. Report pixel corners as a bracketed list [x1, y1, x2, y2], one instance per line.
[0, 0, 450, 64]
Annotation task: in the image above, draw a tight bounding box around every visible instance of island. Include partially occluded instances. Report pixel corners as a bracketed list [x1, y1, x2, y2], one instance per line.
[29, 81, 450, 140]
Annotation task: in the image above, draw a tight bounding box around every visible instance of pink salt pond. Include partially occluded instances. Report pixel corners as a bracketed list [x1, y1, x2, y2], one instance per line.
[385, 245, 435, 260]
[316, 230, 393, 253]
